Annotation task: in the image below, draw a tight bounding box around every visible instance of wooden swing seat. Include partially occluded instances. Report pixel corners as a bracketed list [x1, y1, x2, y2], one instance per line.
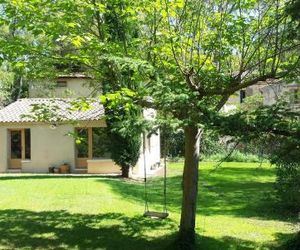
[143, 211, 169, 219]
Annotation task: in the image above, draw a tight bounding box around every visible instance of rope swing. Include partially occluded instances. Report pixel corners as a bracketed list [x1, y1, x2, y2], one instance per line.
[143, 127, 169, 219]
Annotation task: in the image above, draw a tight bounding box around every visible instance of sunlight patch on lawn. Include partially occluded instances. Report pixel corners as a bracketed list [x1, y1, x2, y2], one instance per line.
[197, 215, 297, 243]
[0, 162, 297, 250]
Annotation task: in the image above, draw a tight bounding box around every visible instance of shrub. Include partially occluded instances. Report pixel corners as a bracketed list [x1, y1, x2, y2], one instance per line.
[161, 129, 185, 158]
[162, 129, 267, 163]
[277, 232, 300, 250]
[275, 162, 300, 213]
[203, 151, 263, 163]
[269, 137, 300, 213]
[108, 130, 141, 178]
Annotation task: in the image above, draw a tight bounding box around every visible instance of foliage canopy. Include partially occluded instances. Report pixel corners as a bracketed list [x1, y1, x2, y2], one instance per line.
[1, 0, 300, 248]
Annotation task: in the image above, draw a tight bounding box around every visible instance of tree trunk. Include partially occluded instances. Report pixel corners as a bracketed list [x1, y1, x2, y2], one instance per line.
[178, 125, 201, 249]
[121, 165, 130, 178]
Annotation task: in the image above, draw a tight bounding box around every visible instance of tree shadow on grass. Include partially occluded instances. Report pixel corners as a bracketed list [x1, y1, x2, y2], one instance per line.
[100, 167, 296, 222]
[0, 166, 296, 223]
[0, 209, 177, 250]
[0, 209, 267, 250]
[270, 232, 300, 250]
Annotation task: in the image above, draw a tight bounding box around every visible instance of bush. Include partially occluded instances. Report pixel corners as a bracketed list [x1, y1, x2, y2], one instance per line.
[108, 130, 141, 178]
[202, 151, 263, 163]
[201, 132, 228, 156]
[275, 163, 300, 213]
[161, 129, 267, 163]
[268, 137, 300, 213]
[161, 129, 185, 158]
[276, 232, 300, 250]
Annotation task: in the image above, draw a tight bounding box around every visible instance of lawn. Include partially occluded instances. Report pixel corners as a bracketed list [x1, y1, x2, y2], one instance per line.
[0, 162, 298, 250]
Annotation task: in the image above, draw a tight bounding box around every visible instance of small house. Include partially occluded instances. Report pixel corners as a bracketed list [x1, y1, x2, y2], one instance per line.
[0, 75, 161, 176]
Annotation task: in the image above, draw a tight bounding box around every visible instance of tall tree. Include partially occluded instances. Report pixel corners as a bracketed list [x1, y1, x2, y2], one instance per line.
[1, 0, 299, 249]
[0, 22, 29, 103]
[139, 0, 300, 247]
[286, 0, 300, 20]
[0, 65, 14, 106]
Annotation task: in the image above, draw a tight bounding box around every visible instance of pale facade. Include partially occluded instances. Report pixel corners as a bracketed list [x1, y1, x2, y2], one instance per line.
[135, 109, 161, 176]
[0, 123, 78, 173]
[224, 81, 300, 111]
[0, 75, 161, 176]
[29, 74, 99, 98]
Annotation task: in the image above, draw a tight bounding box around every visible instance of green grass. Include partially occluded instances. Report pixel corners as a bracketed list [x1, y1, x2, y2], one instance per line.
[202, 151, 265, 163]
[0, 162, 298, 249]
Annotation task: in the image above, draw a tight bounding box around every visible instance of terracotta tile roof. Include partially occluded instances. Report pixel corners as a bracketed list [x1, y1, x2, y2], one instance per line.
[57, 73, 92, 79]
[0, 98, 105, 123]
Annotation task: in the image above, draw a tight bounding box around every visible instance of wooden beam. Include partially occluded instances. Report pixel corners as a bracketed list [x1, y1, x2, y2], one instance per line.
[21, 129, 25, 160]
[88, 127, 93, 159]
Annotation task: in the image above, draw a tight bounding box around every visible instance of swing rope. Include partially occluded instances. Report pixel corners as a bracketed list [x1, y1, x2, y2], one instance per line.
[143, 139, 149, 212]
[143, 128, 168, 219]
[163, 145, 167, 213]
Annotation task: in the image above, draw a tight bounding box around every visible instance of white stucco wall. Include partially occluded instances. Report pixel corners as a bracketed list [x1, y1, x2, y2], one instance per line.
[29, 78, 101, 98]
[22, 124, 75, 172]
[226, 93, 240, 105]
[53, 78, 97, 98]
[0, 123, 76, 173]
[132, 108, 161, 177]
[133, 130, 161, 177]
[148, 130, 161, 167]
[0, 119, 152, 176]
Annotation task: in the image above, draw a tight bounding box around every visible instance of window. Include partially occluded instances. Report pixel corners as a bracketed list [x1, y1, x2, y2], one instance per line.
[10, 131, 21, 159]
[56, 80, 67, 88]
[75, 127, 110, 159]
[294, 89, 299, 103]
[25, 129, 31, 159]
[240, 90, 246, 103]
[76, 128, 89, 158]
[92, 128, 110, 158]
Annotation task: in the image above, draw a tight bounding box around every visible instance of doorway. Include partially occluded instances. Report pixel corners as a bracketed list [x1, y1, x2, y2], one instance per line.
[9, 129, 31, 169]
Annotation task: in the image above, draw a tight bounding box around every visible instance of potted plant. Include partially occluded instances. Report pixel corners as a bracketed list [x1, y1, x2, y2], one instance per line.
[54, 167, 60, 173]
[48, 166, 55, 173]
[59, 162, 70, 173]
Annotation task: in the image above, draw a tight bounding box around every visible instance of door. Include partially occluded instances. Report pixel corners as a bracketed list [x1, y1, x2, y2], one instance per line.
[9, 129, 31, 169]
[9, 130, 22, 169]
